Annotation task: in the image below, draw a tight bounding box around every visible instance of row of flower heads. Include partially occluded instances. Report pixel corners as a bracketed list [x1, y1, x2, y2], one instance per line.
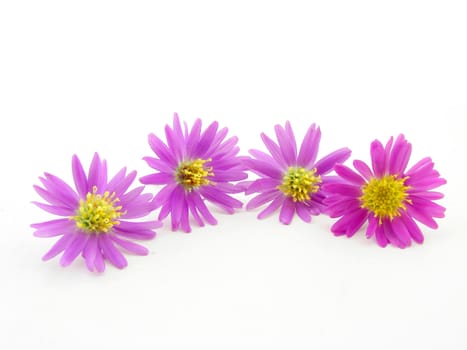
[32, 113, 446, 272]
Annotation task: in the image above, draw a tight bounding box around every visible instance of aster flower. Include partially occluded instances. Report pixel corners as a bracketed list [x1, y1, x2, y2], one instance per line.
[31, 153, 159, 272]
[244, 121, 351, 224]
[323, 134, 446, 248]
[140, 113, 247, 232]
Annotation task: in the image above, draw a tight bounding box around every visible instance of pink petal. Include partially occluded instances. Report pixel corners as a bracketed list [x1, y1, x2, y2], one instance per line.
[258, 195, 284, 219]
[353, 159, 373, 181]
[334, 164, 366, 185]
[110, 236, 149, 255]
[99, 235, 128, 269]
[297, 124, 321, 167]
[42, 234, 74, 261]
[60, 234, 88, 267]
[370, 140, 386, 177]
[72, 154, 88, 198]
[246, 190, 280, 210]
[279, 197, 295, 225]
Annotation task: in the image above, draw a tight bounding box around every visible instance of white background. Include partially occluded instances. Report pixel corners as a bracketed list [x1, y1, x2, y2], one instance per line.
[1, 1, 466, 349]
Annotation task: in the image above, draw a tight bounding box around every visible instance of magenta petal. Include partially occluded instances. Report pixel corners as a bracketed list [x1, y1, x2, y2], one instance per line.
[110, 236, 149, 256]
[165, 123, 183, 162]
[87, 153, 107, 192]
[139, 173, 174, 185]
[353, 159, 373, 181]
[331, 209, 367, 237]
[314, 148, 351, 175]
[258, 195, 284, 219]
[185, 119, 202, 154]
[296, 202, 311, 223]
[170, 187, 185, 230]
[322, 183, 361, 198]
[374, 224, 389, 247]
[246, 190, 280, 210]
[279, 198, 295, 225]
[194, 121, 219, 158]
[148, 133, 177, 166]
[275, 123, 296, 165]
[325, 197, 361, 218]
[389, 217, 412, 248]
[244, 159, 283, 179]
[382, 220, 405, 248]
[72, 155, 88, 198]
[32, 219, 74, 237]
[143, 157, 175, 173]
[60, 234, 88, 267]
[99, 235, 128, 269]
[400, 213, 424, 243]
[334, 164, 366, 185]
[297, 124, 320, 167]
[32, 202, 74, 216]
[180, 199, 191, 233]
[83, 236, 98, 272]
[406, 204, 438, 229]
[94, 248, 106, 272]
[42, 234, 75, 261]
[370, 140, 386, 177]
[200, 186, 243, 210]
[150, 183, 177, 209]
[260, 132, 288, 169]
[245, 178, 281, 195]
[186, 195, 204, 227]
[191, 192, 218, 225]
[389, 135, 412, 174]
[366, 214, 378, 238]
[39, 174, 79, 208]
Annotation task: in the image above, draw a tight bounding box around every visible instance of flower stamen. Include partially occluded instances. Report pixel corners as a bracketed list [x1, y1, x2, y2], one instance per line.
[278, 167, 321, 202]
[360, 175, 410, 223]
[72, 186, 123, 234]
[175, 158, 213, 191]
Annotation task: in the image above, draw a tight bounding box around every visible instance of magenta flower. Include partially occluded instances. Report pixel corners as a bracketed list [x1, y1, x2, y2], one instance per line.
[31, 153, 160, 272]
[244, 121, 351, 224]
[140, 113, 247, 233]
[323, 134, 446, 248]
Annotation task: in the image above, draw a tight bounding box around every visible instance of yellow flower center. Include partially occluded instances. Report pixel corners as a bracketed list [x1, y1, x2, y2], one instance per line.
[360, 175, 410, 223]
[175, 158, 213, 191]
[72, 186, 123, 234]
[278, 167, 321, 202]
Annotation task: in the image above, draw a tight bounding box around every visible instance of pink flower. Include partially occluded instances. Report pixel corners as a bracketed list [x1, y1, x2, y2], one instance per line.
[140, 113, 247, 232]
[32, 153, 159, 272]
[323, 134, 446, 248]
[244, 121, 351, 224]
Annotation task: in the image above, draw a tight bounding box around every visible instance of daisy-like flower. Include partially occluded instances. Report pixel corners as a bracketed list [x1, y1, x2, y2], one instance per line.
[244, 121, 351, 224]
[31, 153, 159, 272]
[323, 134, 446, 248]
[140, 113, 247, 232]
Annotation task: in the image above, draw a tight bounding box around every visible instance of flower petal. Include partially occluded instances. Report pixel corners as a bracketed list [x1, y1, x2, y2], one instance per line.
[314, 148, 351, 175]
[99, 235, 128, 269]
[353, 160, 373, 180]
[110, 236, 149, 256]
[72, 155, 88, 198]
[246, 190, 280, 210]
[257, 195, 284, 219]
[370, 140, 386, 177]
[334, 164, 366, 185]
[296, 202, 311, 223]
[260, 132, 288, 169]
[275, 123, 297, 165]
[279, 198, 295, 225]
[297, 124, 320, 167]
[42, 234, 75, 261]
[60, 234, 88, 267]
